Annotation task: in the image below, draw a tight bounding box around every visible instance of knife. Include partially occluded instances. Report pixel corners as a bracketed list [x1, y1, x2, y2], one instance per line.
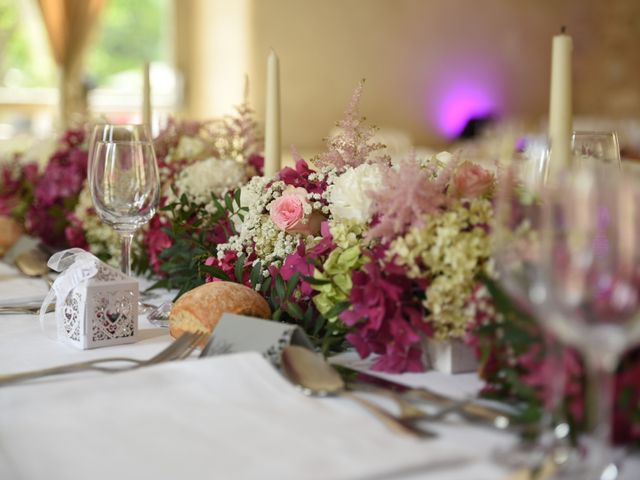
[333, 364, 519, 429]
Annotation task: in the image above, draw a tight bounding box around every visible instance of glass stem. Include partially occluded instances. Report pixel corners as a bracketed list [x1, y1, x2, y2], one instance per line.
[119, 231, 134, 277]
[583, 351, 617, 450]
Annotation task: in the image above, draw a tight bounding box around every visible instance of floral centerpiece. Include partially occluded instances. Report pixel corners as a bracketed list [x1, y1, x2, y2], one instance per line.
[161, 82, 496, 372]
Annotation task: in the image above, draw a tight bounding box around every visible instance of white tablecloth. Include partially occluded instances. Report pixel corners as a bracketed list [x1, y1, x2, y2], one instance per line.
[0, 261, 638, 480]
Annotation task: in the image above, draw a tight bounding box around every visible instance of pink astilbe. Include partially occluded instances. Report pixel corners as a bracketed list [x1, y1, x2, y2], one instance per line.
[367, 160, 451, 241]
[314, 80, 389, 170]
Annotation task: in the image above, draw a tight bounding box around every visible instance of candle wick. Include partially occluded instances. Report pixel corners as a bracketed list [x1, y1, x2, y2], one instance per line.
[561, 25, 567, 34]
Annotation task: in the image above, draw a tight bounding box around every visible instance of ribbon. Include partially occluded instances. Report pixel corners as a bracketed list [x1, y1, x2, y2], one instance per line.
[39, 248, 100, 338]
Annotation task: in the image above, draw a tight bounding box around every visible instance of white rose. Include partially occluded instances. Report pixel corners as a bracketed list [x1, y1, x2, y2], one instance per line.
[328, 163, 383, 223]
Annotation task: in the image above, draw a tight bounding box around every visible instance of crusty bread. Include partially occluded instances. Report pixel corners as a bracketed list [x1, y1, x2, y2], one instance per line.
[0, 216, 22, 257]
[169, 281, 271, 342]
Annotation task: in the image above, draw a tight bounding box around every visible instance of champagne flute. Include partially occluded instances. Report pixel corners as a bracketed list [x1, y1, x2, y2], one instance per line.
[532, 162, 640, 479]
[89, 126, 160, 276]
[572, 131, 621, 168]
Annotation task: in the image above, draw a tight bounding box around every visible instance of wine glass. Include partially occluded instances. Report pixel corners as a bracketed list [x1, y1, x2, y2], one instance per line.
[572, 131, 621, 168]
[88, 124, 153, 185]
[531, 162, 640, 479]
[89, 126, 160, 276]
[492, 139, 573, 468]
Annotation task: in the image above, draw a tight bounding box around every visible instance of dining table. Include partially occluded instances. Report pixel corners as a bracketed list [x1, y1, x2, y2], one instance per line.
[1, 242, 639, 480]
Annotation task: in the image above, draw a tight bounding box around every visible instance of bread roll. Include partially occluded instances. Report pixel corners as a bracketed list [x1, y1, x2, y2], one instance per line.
[169, 281, 271, 341]
[0, 216, 22, 257]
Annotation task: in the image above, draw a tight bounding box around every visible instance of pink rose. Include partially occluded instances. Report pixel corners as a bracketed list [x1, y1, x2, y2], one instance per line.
[451, 162, 494, 198]
[269, 186, 322, 235]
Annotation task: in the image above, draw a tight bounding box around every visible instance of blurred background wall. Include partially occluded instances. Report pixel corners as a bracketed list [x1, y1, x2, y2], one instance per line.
[178, 0, 640, 151]
[1, 0, 639, 154]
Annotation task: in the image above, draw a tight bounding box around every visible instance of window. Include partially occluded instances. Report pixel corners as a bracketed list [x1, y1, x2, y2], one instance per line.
[0, 0, 178, 142]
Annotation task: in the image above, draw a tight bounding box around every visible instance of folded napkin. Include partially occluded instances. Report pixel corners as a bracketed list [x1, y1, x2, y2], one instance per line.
[0, 353, 475, 480]
[0, 262, 49, 307]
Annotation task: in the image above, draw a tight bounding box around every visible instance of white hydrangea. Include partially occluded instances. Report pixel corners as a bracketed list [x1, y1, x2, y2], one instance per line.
[327, 163, 382, 223]
[172, 136, 206, 161]
[174, 157, 247, 206]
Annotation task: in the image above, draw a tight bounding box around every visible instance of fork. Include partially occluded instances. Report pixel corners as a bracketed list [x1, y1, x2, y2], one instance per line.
[0, 331, 207, 386]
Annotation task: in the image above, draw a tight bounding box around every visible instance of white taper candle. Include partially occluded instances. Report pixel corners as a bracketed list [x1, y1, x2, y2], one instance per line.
[264, 50, 281, 178]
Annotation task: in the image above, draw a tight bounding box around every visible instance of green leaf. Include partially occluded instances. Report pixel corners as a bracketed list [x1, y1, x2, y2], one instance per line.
[323, 301, 350, 320]
[286, 302, 304, 321]
[302, 275, 331, 286]
[199, 264, 231, 281]
[224, 193, 234, 211]
[261, 276, 272, 294]
[250, 261, 262, 287]
[285, 272, 300, 297]
[234, 253, 246, 283]
[275, 274, 285, 299]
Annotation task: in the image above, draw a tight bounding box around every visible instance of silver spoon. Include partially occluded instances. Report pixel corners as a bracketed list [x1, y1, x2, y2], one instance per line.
[281, 345, 435, 438]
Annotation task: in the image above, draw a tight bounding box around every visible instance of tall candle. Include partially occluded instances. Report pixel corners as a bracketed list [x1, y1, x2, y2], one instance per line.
[548, 27, 573, 174]
[264, 50, 281, 178]
[142, 62, 152, 129]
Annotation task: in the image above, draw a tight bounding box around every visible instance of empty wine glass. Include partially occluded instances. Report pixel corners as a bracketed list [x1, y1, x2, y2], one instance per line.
[572, 131, 621, 168]
[492, 139, 573, 468]
[89, 125, 160, 276]
[531, 162, 640, 479]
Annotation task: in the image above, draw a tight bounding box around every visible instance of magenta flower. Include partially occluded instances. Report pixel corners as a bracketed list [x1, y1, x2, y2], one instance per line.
[64, 213, 89, 250]
[341, 253, 430, 373]
[144, 215, 172, 274]
[279, 159, 327, 196]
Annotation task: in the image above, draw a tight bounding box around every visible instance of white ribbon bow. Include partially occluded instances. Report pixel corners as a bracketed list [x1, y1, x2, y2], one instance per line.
[39, 248, 101, 337]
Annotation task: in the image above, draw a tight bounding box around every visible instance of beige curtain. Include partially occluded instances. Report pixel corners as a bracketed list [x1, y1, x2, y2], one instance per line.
[38, 0, 106, 128]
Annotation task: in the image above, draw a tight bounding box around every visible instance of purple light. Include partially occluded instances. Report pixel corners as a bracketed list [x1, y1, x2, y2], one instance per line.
[436, 84, 497, 138]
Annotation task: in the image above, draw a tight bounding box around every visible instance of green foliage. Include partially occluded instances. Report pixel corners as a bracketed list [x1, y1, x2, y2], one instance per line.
[150, 190, 245, 299]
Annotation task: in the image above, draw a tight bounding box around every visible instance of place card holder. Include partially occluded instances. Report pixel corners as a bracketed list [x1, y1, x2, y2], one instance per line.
[58, 263, 139, 350]
[210, 313, 314, 367]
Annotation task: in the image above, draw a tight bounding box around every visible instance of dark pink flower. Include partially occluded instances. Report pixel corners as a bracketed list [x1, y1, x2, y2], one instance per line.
[64, 213, 89, 250]
[340, 254, 430, 373]
[144, 216, 172, 274]
[278, 159, 327, 196]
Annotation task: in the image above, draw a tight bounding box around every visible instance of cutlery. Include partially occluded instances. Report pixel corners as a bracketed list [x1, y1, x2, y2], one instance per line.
[0, 304, 55, 315]
[281, 345, 435, 438]
[15, 249, 53, 287]
[0, 331, 207, 386]
[334, 364, 517, 430]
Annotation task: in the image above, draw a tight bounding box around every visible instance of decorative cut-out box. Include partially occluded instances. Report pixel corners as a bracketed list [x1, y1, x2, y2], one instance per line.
[57, 262, 139, 349]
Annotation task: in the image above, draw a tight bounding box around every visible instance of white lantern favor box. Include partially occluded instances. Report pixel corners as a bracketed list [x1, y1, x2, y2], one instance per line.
[40, 248, 139, 349]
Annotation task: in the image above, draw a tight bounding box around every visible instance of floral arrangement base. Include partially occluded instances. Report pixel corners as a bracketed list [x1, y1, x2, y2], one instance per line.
[423, 338, 478, 374]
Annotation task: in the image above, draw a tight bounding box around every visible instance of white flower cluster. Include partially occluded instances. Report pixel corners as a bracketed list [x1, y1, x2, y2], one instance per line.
[173, 157, 247, 209]
[173, 136, 206, 161]
[217, 177, 307, 270]
[327, 163, 382, 223]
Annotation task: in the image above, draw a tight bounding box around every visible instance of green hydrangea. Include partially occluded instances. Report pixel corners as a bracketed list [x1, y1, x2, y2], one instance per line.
[312, 220, 368, 321]
[390, 198, 493, 339]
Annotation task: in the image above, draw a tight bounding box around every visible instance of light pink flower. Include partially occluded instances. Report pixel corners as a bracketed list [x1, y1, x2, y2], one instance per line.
[451, 162, 494, 198]
[269, 186, 322, 235]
